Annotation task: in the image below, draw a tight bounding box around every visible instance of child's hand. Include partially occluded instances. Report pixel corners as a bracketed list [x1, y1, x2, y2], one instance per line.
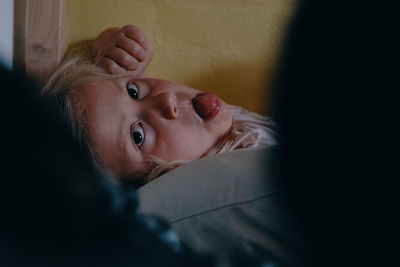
[92, 25, 154, 75]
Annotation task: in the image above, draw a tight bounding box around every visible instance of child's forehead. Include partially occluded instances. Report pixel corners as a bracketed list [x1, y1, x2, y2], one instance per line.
[77, 77, 124, 97]
[91, 75, 125, 86]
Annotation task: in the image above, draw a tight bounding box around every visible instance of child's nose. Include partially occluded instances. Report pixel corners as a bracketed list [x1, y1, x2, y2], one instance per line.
[157, 91, 179, 119]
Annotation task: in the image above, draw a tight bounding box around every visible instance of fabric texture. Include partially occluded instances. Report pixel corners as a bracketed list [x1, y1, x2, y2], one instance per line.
[138, 147, 306, 266]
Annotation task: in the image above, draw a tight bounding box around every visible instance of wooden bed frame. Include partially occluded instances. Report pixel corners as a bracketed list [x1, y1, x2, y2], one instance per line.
[13, 0, 69, 85]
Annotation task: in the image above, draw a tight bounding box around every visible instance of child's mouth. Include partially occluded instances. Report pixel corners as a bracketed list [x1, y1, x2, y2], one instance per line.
[192, 93, 221, 122]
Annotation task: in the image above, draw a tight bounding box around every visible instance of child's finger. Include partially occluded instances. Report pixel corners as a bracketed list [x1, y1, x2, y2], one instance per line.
[121, 25, 151, 51]
[105, 47, 139, 71]
[116, 37, 146, 62]
[99, 57, 128, 74]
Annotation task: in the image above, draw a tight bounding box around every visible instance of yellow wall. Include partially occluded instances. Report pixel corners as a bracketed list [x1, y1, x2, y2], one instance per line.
[69, 0, 295, 115]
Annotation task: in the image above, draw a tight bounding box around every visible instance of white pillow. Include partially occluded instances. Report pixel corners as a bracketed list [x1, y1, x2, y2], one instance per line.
[138, 147, 302, 264]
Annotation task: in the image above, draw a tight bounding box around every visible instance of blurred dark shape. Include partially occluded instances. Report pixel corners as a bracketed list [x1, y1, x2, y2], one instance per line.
[271, 0, 397, 266]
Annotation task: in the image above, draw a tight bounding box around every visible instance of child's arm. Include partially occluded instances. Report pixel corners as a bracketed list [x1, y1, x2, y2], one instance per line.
[91, 25, 154, 76]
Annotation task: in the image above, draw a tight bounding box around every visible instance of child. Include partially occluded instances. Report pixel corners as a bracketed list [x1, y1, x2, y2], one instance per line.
[43, 25, 276, 187]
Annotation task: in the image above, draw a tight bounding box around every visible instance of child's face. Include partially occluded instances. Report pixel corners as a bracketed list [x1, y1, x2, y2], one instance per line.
[75, 76, 232, 180]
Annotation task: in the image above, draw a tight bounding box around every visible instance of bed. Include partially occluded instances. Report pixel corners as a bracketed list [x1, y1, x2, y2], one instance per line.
[138, 147, 307, 265]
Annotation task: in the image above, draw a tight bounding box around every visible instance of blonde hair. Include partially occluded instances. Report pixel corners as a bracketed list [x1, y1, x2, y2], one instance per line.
[42, 50, 123, 182]
[43, 50, 277, 187]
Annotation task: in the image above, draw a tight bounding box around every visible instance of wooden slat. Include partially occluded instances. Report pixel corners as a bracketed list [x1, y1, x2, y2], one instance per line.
[13, 0, 27, 72]
[14, 0, 69, 86]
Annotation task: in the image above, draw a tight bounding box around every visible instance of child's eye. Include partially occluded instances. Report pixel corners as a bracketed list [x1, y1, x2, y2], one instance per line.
[127, 82, 139, 100]
[132, 124, 144, 147]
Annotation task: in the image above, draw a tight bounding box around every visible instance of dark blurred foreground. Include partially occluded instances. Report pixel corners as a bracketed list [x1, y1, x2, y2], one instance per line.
[271, 0, 398, 266]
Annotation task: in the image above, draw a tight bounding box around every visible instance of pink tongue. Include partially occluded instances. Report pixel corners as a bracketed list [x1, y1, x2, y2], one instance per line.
[193, 93, 219, 119]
